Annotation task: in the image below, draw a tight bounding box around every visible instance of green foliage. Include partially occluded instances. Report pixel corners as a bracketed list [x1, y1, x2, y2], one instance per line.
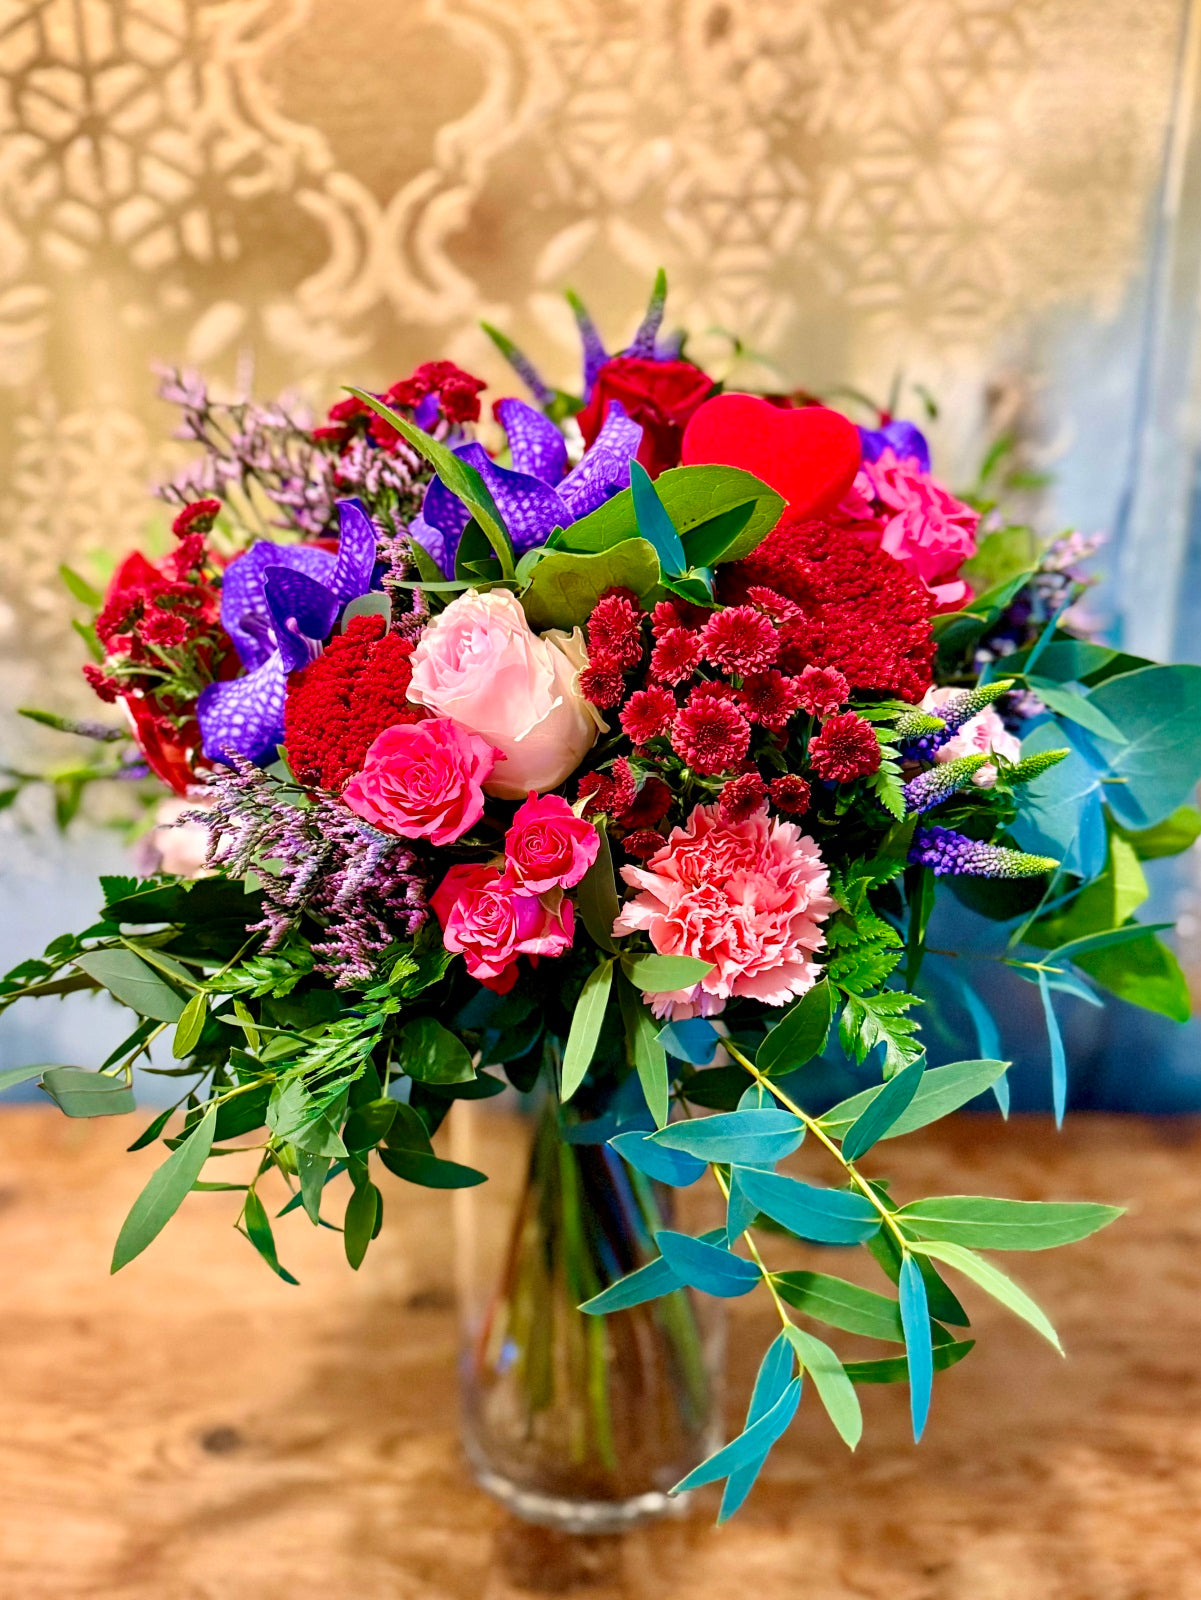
[519, 540, 661, 630]
[838, 989, 924, 1077]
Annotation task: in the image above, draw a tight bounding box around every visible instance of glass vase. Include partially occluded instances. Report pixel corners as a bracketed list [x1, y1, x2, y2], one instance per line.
[452, 1096, 724, 1533]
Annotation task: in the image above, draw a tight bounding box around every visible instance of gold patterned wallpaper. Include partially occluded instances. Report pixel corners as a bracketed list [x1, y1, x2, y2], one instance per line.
[0, 0, 1187, 754]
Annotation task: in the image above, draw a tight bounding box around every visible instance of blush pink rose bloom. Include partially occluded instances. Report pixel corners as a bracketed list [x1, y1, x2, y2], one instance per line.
[505, 792, 600, 893]
[408, 589, 604, 799]
[855, 447, 979, 612]
[921, 687, 1022, 788]
[613, 801, 834, 1019]
[342, 717, 498, 844]
[431, 862, 575, 992]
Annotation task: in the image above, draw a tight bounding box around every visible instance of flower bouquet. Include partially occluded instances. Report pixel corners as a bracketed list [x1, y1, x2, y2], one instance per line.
[5, 275, 1201, 1529]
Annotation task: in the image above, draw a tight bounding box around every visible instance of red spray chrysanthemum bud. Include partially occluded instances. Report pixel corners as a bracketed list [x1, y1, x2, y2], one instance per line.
[718, 771, 768, 824]
[794, 664, 850, 718]
[623, 829, 668, 860]
[807, 712, 881, 782]
[171, 498, 221, 538]
[619, 687, 676, 746]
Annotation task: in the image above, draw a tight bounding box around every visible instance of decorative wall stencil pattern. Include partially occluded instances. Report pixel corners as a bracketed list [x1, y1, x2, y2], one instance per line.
[0, 0, 1187, 741]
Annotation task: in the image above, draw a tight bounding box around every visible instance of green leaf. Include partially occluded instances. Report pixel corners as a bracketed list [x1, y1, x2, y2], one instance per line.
[561, 957, 615, 1102]
[618, 976, 669, 1128]
[242, 1190, 299, 1285]
[576, 820, 620, 953]
[630, 459, 687, 575]
[899, 1252, 934, 1440]
[555, 463, 783, 564]
[398, 1017, 476, 1085]
[653, 1108, 805, 1166]
[344, 1180, 380, 1270]
[1114, 805, 1201, 860]
[172, 992, 208, 1058]
[74, 948, 187, 1023]
[297, 1151, 333, 1224]
[59, 562, 102, 606]
[342, 1097, 399, 1152]
[772, 1270, 905, 1341]
[111, 1107, 216, 1270]
[837, 989, 923, 1076]
[621, 953, 713, 993]
[1026, 832, 1148, 949]
[0, 1064, 51, 1096]
[844, 1339, 975, 1385]
[341, 592, 392, 630]
[911, 1239, 1063, 1353]
[377, 1146, 487, 1189]
[896, 1195, 1123, 1250]
[346, 388, 514, 577]
[782, 1327, 863, 1449]
[756, 981, 833, 1077]
[41, 1066, 136, 1118]
[519, 539, 661, 630]
[1072, 930, 1190, 1021]
[840, 1055, 926, 1162]
[1088, 664, 1201, 829]
[1025, 678, 1128, 744]
[1049, 921, 1173, 964]
[819, 1058, 1008, 1142]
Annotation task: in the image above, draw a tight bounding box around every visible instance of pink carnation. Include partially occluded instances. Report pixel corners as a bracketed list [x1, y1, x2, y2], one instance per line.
[505, 792, 599, 893]
[921, 687, 1022, 788]
[342, 717, 498, 845]
[431, 863, 574, 993]
[856, 447, 979, 612]
[613, 801, 834, 1018]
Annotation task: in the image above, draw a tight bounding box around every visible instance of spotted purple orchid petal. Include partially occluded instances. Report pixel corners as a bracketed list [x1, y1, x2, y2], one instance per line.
[412, 474, 472, 576]
[494, 398, 568, 485]
[456, 442, 571, 557]
[219, 542, 336, 670]
[197, 654, 287, 765]
[859, 420, 931, 473]
[264, 567, 341, 674]
[329, 497, 380, 602]
[558, 401, 642, 519]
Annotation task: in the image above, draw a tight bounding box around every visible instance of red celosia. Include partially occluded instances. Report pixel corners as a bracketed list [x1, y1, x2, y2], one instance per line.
[171, 498, 221, 538]
[620, 687, 676, 746]
[718, 772, 768, 824]
[579, 663, 626, 709]
[807, 712, 881, 783]
[739, 669, 800, 731]
[284, 615, 423, 791]
[587, 589, 644, 669]
[82, 663, 121, 704]
[769, 774, 812, 814]
[623, 829, 669, 860]
[721, 513, 936, 701]
[794, 664, 850, 718]
[700, 605, 778, 675]
[650, 627, 702, 685]
[672, 688, 751, 775]
[618, 775, 673, 831]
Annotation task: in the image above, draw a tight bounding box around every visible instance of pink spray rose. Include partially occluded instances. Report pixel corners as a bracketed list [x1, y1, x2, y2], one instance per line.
[921, 687, 1021, 788]
[613, 800, 834, 1019]
[408, 589, 604, 799]
[505, 792, 600, 893]
[431, 862, 575, 993]
[342, 717, 498, 844]
[855, 447, 979, 612]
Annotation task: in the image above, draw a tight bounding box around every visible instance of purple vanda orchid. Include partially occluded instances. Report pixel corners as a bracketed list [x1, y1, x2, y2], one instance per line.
[197, 497, 379, 765]
[858, 418, 931, 473]
[408, 399, 643, 577]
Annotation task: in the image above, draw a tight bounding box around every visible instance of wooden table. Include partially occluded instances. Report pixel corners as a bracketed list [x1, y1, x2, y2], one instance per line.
[0, 1107, 1198, 1599]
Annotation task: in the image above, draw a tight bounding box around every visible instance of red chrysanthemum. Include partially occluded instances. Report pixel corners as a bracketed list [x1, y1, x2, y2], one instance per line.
[739, 670, 800, 731]
[623, 829, 669, 860]
[769, 774, 812, 814]
[171, 498, 221, 538]
[718, 771, 768, 824]
[141, 609, 190, 649]
[650, 598, 708, 637]
[82, 663, 122, 704]
[579, 663, 626, 709]
[650, 627, 703, 685]
[700, 605, 778, 675]
[672, 688, 751, 776]
[618, 775, 673, 831]
[720, 513, 935, 701]
[587, 588, 644, 670]
[620, 687, 676, 746]
[807, 712, 881, 783]
[578, 758, 638, 819]
[794, 665, 850, 718]
[284, 615, 423, 791]
[746, 584, 801, 622]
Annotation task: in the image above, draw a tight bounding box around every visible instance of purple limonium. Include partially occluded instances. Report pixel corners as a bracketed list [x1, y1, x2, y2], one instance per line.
[408, 399, 643, 576]
[197, 497, 379, 765]
[910, 826, 1058, 879]
[858, 417, 931, 473]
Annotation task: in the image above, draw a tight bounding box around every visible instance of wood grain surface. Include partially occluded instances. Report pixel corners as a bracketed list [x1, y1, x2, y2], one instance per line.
[0, 1108, 1198, 1600]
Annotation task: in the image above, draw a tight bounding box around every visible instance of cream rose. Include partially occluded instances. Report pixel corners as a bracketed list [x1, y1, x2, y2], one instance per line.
[407, 589, 603, 798]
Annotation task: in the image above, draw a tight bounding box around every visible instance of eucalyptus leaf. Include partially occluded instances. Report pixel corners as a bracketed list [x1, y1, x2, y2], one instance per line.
[561, 957, 614, 1102]
[818, 1059, 1008, 1142]
[630, 460, 688, 575]
[783, 1326, 862, 1449]
[41, 1066, 135, 1118]
[719, 1333, 798, 1521]
[731, 1165, 880, 1245]
[610, 1128, 706, 1188]
[673, 1378, 802, 1496]
[74, 948, 187, 1022]
[899, 1254, 934, 1441]
[652, 1108, 805, 1166]
[896, 1194, 1123, 1250]
[840, 1055, 926, 1162]
[655, 1229, 761, 1297]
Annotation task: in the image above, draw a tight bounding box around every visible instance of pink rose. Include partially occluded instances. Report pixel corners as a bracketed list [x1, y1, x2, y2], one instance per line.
[431, 863, 575, 992]
[505, 792, 600, 893]
[342, 717, 498, 844]
[408, 589, 604, 799]
[856, 448, 979, 612]
[921, 688, 1021, 788]
[614, 800, 834, 1019]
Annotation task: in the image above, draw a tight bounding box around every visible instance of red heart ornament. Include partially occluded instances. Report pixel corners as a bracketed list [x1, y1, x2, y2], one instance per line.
[681, 393, 862, 519]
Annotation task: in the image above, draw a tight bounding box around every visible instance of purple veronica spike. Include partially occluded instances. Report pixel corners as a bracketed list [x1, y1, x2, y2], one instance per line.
[456, 443, 571, 557]
[264, 567, 340, 673]
[626, 270, 667, 357]
[198, 654, 287, 765]
[219, 542, 335, 669]
[859, 419, 931, 473]
[568, 291, 609, 397]
[495, 398, 568, 484]
[558, 402, 642, 519]
[910, 826, 1057, 879]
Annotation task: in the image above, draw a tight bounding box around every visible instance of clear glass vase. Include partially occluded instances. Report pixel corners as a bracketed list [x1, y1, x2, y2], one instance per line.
[452, 1097, 724, 1533]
